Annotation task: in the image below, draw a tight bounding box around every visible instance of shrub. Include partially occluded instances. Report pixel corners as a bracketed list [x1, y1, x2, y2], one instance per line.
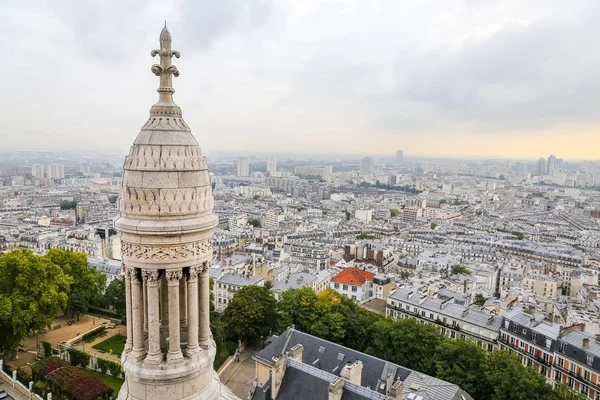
[33, 380, 47, 396]
[96, 358, 109, 374]
[67, 348, 91, 369]
[106, 359, 123, 378]
[42, 341, 53, 358]
[82, 326, 106, 343]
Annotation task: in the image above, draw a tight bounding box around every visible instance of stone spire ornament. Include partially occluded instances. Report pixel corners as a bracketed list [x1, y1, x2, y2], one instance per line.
[115, 25, 239, 400]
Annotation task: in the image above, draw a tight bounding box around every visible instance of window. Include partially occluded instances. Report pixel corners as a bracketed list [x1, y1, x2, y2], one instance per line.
[488, 344, 493, 352]
[581, 384, 589, 395]
[519, 341, 526, 349]
[560, 343, 567, 353]
[351, 286, 357, 292]
[585, 370, 591, 381]
[528, 346, 534, 355]
[351, 295, 357, 301]
[587, 354, 595, 366]
[343, 284, 348, 290]
[531, 332, 537, 341]
[558, 358, 564, 367]
[522, 328, 527, 335]
[429, 313, 434, 319]
[334, 283, 339, 289]
[527, 359, 533, 367]
[421, 311, 426, 317]
[543, 353, 550, 363]
[555, 371, 562, 381]
[504, 320, 510, 329]
[545, 338, 552, 349]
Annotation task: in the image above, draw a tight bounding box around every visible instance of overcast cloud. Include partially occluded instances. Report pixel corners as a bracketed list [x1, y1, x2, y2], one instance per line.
[1, 0, 599, 158]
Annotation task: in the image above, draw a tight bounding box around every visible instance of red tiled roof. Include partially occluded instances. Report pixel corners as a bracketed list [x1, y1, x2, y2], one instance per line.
[332, 267, 375, 286]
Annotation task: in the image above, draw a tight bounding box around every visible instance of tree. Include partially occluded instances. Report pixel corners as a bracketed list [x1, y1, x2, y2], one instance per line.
[552, 384, 586, 400]
[276, 287, 318, 334]
[512, 231, 525, 240]
[451, 264, 471, 275]
[45, 249, 106, 321]
[390, 209, 400, 217]
[249, 218, 261, 228]
[60, 200, 77, 210]
[482, 350, 552, 400]
[434, 339, 487, 398]
[223, 286, 278, 343]
[430, 222, 437, 229]
[0, 249, 71, 358]
[368, 318, 443, 376]
[473, 293, 487, 306]
[103, 277, 125, 315]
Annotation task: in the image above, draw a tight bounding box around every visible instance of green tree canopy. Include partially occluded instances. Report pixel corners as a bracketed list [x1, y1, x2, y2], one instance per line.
[45, 249, 106, 321]
[473, 293, 487, 306]
[434, 339, 488, 398]
[102, 277, 125, 315]
[390, 209, 400, 217]
[60, 200, 77, 210]
[223, 285, 277, 343]
[0, 249, 72, 357]
[451, 264, 472, 275]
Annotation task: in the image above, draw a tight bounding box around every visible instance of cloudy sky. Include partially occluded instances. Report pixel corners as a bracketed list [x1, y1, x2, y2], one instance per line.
[1, 0, 599, 159]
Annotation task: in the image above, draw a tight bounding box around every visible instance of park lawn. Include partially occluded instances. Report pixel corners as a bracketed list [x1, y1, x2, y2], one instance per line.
[92, 334, 125, 356]
[84, 368, 124, 393]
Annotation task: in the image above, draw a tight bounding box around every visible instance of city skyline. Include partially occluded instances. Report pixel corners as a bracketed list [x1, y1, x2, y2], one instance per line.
[2, 1, 600, 158]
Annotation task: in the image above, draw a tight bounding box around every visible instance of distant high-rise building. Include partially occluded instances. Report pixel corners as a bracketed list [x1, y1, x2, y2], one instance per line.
[547, 154, 557, 175]
[31, 164, 44, 179]
[47, 164, 65, 179]
[360, 157, 374, 177]
[236, 156, 250, 177]
[266, 155, 277, 175]
[536, 157, 547, 177]
[395, 150, 404, 163]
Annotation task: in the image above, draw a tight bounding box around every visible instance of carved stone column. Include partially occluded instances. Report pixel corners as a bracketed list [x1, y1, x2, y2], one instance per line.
[199, 263, 211, 347]
[179, 275, 187, 327]
[160, 275, 169, 333]
[124, 266, 133, 353]
[186, 266, 199, 355]
[166, 270, 183, 361]
[143, 270, 162, 364]
[143, 273, 149, 334]
[131, 269, 146, 359]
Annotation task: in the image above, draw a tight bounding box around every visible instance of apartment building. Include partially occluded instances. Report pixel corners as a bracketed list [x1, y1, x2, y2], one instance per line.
[499, 308, 560, 382]
[213, 273, 264, 311]
[386, 288, 501, 351]
[555, 330, 600, 399]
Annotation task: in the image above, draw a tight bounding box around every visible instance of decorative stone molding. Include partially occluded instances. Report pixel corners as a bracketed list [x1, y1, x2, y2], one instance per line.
[130, 269, 142, 284]
[141, 116, 189, 130]
[125, 145, 206, 171]
[121, 187, 213, 216]
[141, 270, 160, 284]
[122, 240, 213, 261]
[199, 263, 209, 275]
[165, 270, 183, 284]
[188, 266, 199, 280]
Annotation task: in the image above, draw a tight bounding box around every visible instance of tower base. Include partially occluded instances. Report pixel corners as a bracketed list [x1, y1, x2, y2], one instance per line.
[117, 344, 240, 400]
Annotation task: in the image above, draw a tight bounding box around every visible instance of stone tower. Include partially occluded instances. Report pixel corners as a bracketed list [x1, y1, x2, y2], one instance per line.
[115, 26, 239, 400]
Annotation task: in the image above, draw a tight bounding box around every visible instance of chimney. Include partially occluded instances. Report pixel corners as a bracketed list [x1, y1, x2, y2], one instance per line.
[388, 379, 404, 400]
[270, 356, 287, 400]
[328, 377, 344, 400]
[289, 344, 303, 361]
[583, 338, 590, 348]
[340, 360, 363, 386]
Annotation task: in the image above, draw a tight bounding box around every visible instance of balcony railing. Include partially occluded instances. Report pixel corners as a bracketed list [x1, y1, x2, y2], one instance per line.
[498, 337, 552, 367]
[553, 362, 597, 388]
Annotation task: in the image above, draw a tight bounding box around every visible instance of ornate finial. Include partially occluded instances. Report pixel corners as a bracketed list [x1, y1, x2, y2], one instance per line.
[150, 25, 181, 111]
